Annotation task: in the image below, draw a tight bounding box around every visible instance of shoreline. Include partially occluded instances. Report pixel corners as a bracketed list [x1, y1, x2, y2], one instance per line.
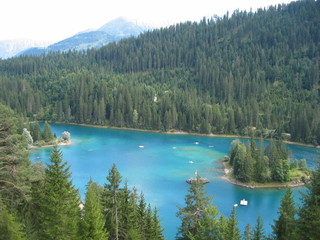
[220, 162, 307, 189]
[50, 122, 317, 149]
[30, 139, 72, 149]
[221, 175, 306, 189]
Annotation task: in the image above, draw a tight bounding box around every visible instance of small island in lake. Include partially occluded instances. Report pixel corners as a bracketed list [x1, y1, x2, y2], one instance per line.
[221, 139, 310, 189]
[186, 177, 209, 184]
[23, 122, 72, 149]
[186, 170, 210, 184]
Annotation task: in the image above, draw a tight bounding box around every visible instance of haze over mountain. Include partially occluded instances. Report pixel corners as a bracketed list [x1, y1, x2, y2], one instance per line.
[18, 17, 148, 57]
[0, 39, 51, 59]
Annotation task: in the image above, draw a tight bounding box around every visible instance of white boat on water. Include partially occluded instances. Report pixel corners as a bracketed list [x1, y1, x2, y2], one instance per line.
[240, 199, 248, 206]
[138, 145, 144, 148]
[188, 161, 194, 164]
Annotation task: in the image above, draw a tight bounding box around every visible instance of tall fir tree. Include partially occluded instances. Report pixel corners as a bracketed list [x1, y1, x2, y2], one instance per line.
[272, 188, 296, 240]
[102, 163, 122, 240]
[176, 174, 212, 240]
[253, 216, 265, 240]
[151, 207, 164, 240]
[226, 206, 241, 240]
[189, 205, 227, 240]
[81, 179, 108, 240]
[31, 122, 42, 142]
[42, 121, 53, 142]
[36, 146, 80, 240]
[243, 224, 254, 240]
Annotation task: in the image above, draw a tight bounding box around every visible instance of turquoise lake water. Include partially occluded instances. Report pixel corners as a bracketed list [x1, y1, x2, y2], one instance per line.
[30, 123, 319, 239]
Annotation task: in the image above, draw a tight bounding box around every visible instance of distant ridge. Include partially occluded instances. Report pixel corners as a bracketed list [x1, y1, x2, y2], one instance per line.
[18, 17, 148, 56]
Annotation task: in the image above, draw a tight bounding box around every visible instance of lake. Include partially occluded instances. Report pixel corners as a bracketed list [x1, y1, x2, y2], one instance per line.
[30, 123, 319, 239]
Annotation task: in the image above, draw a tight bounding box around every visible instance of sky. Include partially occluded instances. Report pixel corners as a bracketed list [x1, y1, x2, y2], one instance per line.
[0, 0, 293, 43]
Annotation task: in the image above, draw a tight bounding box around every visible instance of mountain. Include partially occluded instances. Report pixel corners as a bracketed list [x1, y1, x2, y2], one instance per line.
[1, 0, 319, 145]
[0, 39, 50, 59]
[19, 17, 148, 56]
[98, 17, 147, 37]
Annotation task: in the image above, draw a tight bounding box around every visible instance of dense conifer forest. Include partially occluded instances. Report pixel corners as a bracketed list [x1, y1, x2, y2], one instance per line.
[1, 103, 319, 239]
[0, 0, 319, 144]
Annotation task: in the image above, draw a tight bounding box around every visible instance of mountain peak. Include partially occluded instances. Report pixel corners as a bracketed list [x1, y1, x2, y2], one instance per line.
[98, 17, 147, 37]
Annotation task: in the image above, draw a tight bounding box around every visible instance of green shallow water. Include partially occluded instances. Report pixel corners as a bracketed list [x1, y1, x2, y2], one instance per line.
[30, 123, 319, 239]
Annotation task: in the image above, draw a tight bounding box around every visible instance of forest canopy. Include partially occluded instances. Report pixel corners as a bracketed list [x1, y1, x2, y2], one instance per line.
[0, 0, 319, 144]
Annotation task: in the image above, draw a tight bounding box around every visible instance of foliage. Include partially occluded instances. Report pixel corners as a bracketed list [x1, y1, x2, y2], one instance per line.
[0, 103, 44, 227]
[176, 174, 213, 239]
[42, 121, 53, 142]
[226, 207, 241, 240]
[253, 216, 265, 240]
[0, 1, 319, 144]
[296, 163, 320, 240]
[102, 164, 164, 240]
[33, 146, 81, 240]
[22, 128, 33, 146]
[272, 188, 296, 240]
[61, 131, 71, 141]
[80, 179, 108, 240]
[228, 139, 294, 183]
[0, 204, 26, 240]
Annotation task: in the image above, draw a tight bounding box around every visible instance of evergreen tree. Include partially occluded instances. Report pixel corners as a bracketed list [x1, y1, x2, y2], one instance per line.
[42, 121, 53, 142]
[296, 164, 320, 240]
[102, 163, 122, 240]
[137, 192, 147, 239]
[253, 216, 265, 240]
[272, 188, 296, 240]
[189, 205, 226, 240]
[176, 174, 212, 239]
[36, 146, 80, 240]
[151, 208, 164, 240]
[31, 122, 42, 142]
[119, 181, 135, 239]
[226, 206, 241, 240]
[0, 204, 26, 240]
[243, 224, 254, 240]
[81, 179, 108, 240]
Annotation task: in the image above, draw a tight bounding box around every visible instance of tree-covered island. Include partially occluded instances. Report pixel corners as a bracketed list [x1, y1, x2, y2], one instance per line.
[223, 139, 311, 188]
[25, 121, 72, 148]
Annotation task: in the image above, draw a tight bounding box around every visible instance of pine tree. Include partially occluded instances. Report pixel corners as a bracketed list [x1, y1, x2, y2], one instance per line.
[137, 192, 147, 239]
[119, 181, 134, 239]
[31, 122, 42, 142]
[81, 179, 108, 240]
[243, 224, 254, 240]
[296, 164, 320, 240]
[190, 205, 226, 240]
[42, 121, 53, 142]
[0, 204, 26, 240]
[36, 146, 80, 240]
[151, 207, 164, 240]
[176, 174, 212, 239]
[272, 188, 296, 240]
[226, 206, 241, 240]
[102, 163, 122, 240]
[253, 216, 265, 240]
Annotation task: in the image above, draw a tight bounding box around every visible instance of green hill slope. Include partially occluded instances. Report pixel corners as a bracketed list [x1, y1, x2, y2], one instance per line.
[0, 0, 319, 144]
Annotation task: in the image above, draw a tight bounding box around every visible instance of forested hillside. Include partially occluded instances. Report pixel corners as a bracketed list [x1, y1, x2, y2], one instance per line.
[0, 0, 319, 144]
